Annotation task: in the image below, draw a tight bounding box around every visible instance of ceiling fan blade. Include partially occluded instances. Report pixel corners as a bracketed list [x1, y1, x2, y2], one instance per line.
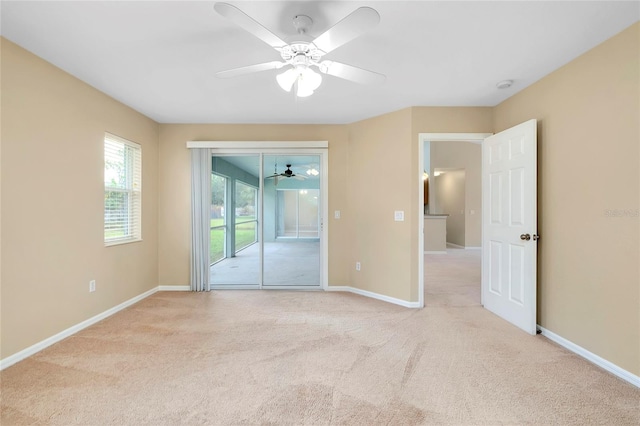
[214, 3, 288, 49]
[216, 61, 286, 78]
[311, 7, 380, 55]
[319, 61, 385, 85]
[293, 175, 306, 181]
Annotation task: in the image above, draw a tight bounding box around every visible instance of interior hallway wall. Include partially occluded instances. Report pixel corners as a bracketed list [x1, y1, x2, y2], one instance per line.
[435, 170, 466, 246]
[430, 141, 481, 247]
[493, 22, 639, 376]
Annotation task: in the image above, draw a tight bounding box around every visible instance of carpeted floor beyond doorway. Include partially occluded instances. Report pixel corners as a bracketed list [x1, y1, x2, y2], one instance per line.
[1, 251, 639, 425]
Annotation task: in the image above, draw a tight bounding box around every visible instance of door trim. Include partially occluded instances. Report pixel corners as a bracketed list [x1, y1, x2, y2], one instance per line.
[197, 141, 329, 290]
[187, 141, 328, 149]
[418, 133, 492, 308]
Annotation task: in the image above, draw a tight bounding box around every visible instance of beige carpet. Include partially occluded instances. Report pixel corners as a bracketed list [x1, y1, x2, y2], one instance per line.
[2, 250, 639, 425]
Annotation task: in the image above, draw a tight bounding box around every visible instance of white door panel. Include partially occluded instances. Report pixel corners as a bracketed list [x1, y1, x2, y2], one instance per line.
[482, 119, 537, 334]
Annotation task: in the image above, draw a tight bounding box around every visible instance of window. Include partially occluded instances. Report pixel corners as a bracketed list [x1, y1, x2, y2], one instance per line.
[276, 189, 319, 238]
[234, 181, 258, 252]
[210, 173, 227, 264]
[104, 133, 142, 245]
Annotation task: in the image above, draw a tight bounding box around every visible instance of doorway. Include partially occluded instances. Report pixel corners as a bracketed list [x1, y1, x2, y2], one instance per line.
[418, 133, 491, 308]
[419, 121, 538, 335]
[205, 145, 328, 290]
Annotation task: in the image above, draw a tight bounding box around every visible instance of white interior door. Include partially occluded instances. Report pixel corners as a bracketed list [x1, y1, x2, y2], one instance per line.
[482, 119, 538, 334]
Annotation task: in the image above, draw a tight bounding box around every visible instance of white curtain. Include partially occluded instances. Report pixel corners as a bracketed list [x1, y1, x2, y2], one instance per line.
[190, 148, 211, 291]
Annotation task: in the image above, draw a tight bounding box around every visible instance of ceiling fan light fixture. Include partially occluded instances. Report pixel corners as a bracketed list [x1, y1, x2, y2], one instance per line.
[277, 65, 322, 97]
[296, 67, 322, 97]
[276, 68, 298, 92]
[300, 67, 322, 90]
[296, 84, 314, 97]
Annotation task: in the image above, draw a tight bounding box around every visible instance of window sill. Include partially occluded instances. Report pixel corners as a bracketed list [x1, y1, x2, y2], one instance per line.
[105, 238, 142, 247]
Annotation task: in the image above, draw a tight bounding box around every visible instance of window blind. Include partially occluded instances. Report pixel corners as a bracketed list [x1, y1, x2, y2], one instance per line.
[104, 133, 142, 245]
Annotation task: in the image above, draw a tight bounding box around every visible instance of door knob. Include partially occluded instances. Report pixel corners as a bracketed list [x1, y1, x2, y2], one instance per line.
[520, 233, 531, 241]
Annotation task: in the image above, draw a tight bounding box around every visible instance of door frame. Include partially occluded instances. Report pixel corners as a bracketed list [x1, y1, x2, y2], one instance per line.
[417, 133, 492, 308]
[187, 141, 329, 290]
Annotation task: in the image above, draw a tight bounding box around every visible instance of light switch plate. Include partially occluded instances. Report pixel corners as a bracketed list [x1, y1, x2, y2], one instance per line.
[334, 210, 341, 219]
[394, 211, 404, 221]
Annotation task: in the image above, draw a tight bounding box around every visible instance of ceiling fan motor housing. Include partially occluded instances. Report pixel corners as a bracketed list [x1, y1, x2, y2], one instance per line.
[280, 43, 323, 64]
[293, 14, 313, 34]
[284, 164, 294, 176]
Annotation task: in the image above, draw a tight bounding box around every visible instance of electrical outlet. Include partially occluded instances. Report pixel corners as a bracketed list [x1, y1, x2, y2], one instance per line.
[355, 262, 361, 271]
[394, 211, 404, 221]
[89, 280, 96, 292]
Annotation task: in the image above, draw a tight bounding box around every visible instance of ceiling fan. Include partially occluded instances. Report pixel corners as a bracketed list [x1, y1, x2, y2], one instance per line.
[213, 2, 386, 97]
[265, 164, 307, 182]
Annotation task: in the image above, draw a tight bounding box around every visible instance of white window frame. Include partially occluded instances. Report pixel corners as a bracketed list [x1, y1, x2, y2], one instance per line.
[104, 133, 142, 246]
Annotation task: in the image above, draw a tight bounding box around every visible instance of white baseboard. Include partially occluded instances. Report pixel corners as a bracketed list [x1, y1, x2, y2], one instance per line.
[537, 326, 640, 388]
[446, 242, 465, 249]
[326, 286, 421, 308]
[444, 243, 481, 250]
[0, 287, 159, 370]
[158, 285, 190, 291]
[424, 250, 447, 254]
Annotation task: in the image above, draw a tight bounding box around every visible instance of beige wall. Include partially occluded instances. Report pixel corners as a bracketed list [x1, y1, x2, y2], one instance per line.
[430, 141, 482, 247]
[494, 23, 639, 375]
[158, 108, 493, 304]
[0, 39, 159, 359]
[0, 38, 4, 349]
[435, 169, 466, 246]
[157, 124, 351, 287]
[346, 108, 414, 300]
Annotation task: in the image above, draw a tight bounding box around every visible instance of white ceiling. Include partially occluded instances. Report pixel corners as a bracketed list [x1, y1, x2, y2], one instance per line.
[2, 1, 638, 124]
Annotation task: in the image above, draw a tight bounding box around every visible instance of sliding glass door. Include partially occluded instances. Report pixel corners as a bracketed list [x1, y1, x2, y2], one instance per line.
[263, 155, 320, 287]
[209, 152, 323, 289]
[209, 155, 260, 287]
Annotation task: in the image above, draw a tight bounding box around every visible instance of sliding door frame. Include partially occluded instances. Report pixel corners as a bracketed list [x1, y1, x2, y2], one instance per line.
[188, 141, 329, 290]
